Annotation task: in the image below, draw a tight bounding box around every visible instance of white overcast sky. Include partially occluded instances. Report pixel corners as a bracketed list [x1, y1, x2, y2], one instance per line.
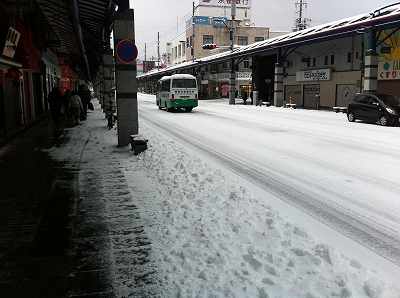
[129, 0, 398, 60]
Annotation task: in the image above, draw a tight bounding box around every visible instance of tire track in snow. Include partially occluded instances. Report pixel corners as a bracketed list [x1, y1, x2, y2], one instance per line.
[140, 111, 400, 267]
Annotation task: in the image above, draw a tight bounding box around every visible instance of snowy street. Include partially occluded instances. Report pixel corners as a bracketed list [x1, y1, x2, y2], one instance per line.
[138, 93, 400, 265]
[47, 94, 400, 297]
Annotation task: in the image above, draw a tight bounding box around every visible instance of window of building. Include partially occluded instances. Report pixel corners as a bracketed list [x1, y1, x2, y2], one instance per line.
[347, 52, 352, 63]
[312, 57, 316, 67]
[254, 37, 264, 43]
[355, 51, 360, 60]
[222, 62, 228, 69]
[203, 35, 213, 45]
[210, 64, 217, 73]
[238, 36, 248, 46]
[243, 59, 250, 69]
[324, 55, 328, 65]
[330, 55, 335, 65]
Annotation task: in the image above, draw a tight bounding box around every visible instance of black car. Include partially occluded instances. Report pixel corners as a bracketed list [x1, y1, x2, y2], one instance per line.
[347, 92, 400, 126]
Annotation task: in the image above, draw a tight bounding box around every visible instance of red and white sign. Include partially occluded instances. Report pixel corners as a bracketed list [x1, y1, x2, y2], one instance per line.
[378, 60, 400, 80]
[61, 78, 71, 94]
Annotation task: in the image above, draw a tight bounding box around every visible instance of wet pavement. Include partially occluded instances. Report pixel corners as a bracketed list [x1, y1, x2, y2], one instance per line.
[0, 114, 75, 297]
[0, 112, 158, 297]
[0, 113, 120, 298]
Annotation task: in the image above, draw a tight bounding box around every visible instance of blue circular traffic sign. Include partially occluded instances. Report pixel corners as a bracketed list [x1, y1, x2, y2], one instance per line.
[116, 39, 138, 63]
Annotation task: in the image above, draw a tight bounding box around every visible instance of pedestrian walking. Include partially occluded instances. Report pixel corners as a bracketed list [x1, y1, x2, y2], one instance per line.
[47, 87, 63, 124]
[69, 91, 84, 125]
[62, 89, 72, 122]
[78, 84, 90, 120]
[242, 90, 248, 105]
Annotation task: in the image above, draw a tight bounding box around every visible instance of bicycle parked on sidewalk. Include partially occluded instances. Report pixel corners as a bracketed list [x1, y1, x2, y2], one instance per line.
[106, 99, 117, 130]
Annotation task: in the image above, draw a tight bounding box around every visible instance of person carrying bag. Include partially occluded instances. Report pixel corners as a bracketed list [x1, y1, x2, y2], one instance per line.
[69, 91, 84, 125]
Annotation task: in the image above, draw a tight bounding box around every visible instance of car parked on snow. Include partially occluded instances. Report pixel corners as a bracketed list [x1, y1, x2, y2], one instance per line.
[347, 92, 400, 126]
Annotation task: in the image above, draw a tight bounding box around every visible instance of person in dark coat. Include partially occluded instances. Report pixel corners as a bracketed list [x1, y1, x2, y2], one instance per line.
[47, 87, 63, 124]
[242, 90, 248, 105]
[78, 84, 90, 120]
[62, 89, 72, 121]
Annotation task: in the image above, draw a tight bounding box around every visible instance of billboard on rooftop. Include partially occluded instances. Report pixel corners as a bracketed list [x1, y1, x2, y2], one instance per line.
[199, 0, 252, 8]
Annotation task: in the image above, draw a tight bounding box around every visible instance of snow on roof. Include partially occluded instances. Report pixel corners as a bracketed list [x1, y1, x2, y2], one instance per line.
[138, 3, 400, 78]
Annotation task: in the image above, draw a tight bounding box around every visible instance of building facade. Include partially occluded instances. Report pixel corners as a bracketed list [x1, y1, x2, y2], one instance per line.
[139, 3, 400, 108]
[170, 0, 268, 99]
[256, 31, 400, 108]
[0, 3, 55, 134]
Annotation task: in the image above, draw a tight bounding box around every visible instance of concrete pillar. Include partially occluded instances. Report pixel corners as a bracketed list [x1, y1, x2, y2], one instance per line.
[274, 63, 284, 107]
[102, 50, 114, 114]
[363, 49, 378, 93]
[113, 9, 138, 147]
[229, 60, 236, 105]
[98, 64, 104, 108]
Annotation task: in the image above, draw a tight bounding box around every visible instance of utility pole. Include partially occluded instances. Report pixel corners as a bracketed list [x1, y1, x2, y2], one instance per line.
[294, 0, 311, 31]
[229, 0, 236, 105]
[191, 1, 195, 75]
[144, 43, 147, 93]
[157, 32, 160, 71]
[144, 43, 146, 73]
[192, 1, 195, 63]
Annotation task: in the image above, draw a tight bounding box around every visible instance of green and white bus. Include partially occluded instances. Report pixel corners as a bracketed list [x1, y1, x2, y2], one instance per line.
[156, 74, 198, 112]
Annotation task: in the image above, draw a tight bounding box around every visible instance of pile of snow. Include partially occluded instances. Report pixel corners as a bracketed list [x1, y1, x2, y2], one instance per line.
[46, 100, 399, 298]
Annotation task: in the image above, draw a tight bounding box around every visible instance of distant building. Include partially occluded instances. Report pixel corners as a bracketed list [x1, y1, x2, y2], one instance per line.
[169, 0, 269, 99]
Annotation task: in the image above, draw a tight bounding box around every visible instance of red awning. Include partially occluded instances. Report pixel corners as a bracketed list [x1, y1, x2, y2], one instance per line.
[16, 19, 40, 72]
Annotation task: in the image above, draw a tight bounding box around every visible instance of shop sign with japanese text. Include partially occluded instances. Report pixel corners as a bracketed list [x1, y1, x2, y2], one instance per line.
[199, 0, 252, 8]
[187, 16, 229, 28]
[296, 69, 331, 82]
[378, 60, 400, 80]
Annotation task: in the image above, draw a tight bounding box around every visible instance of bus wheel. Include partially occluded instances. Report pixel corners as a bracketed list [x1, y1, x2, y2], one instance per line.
[185, 107, 193, 112]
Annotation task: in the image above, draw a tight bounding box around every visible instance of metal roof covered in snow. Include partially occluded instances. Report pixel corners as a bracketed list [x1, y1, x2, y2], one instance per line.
[138, 2, 400, 78]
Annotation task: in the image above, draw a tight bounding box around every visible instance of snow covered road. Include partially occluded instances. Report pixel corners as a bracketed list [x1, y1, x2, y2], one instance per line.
[46, 95, 400, 296]
[138, 93, 400, 267]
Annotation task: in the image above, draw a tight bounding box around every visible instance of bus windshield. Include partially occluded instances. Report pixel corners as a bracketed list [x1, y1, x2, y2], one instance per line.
[172, 79, 197, 89]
